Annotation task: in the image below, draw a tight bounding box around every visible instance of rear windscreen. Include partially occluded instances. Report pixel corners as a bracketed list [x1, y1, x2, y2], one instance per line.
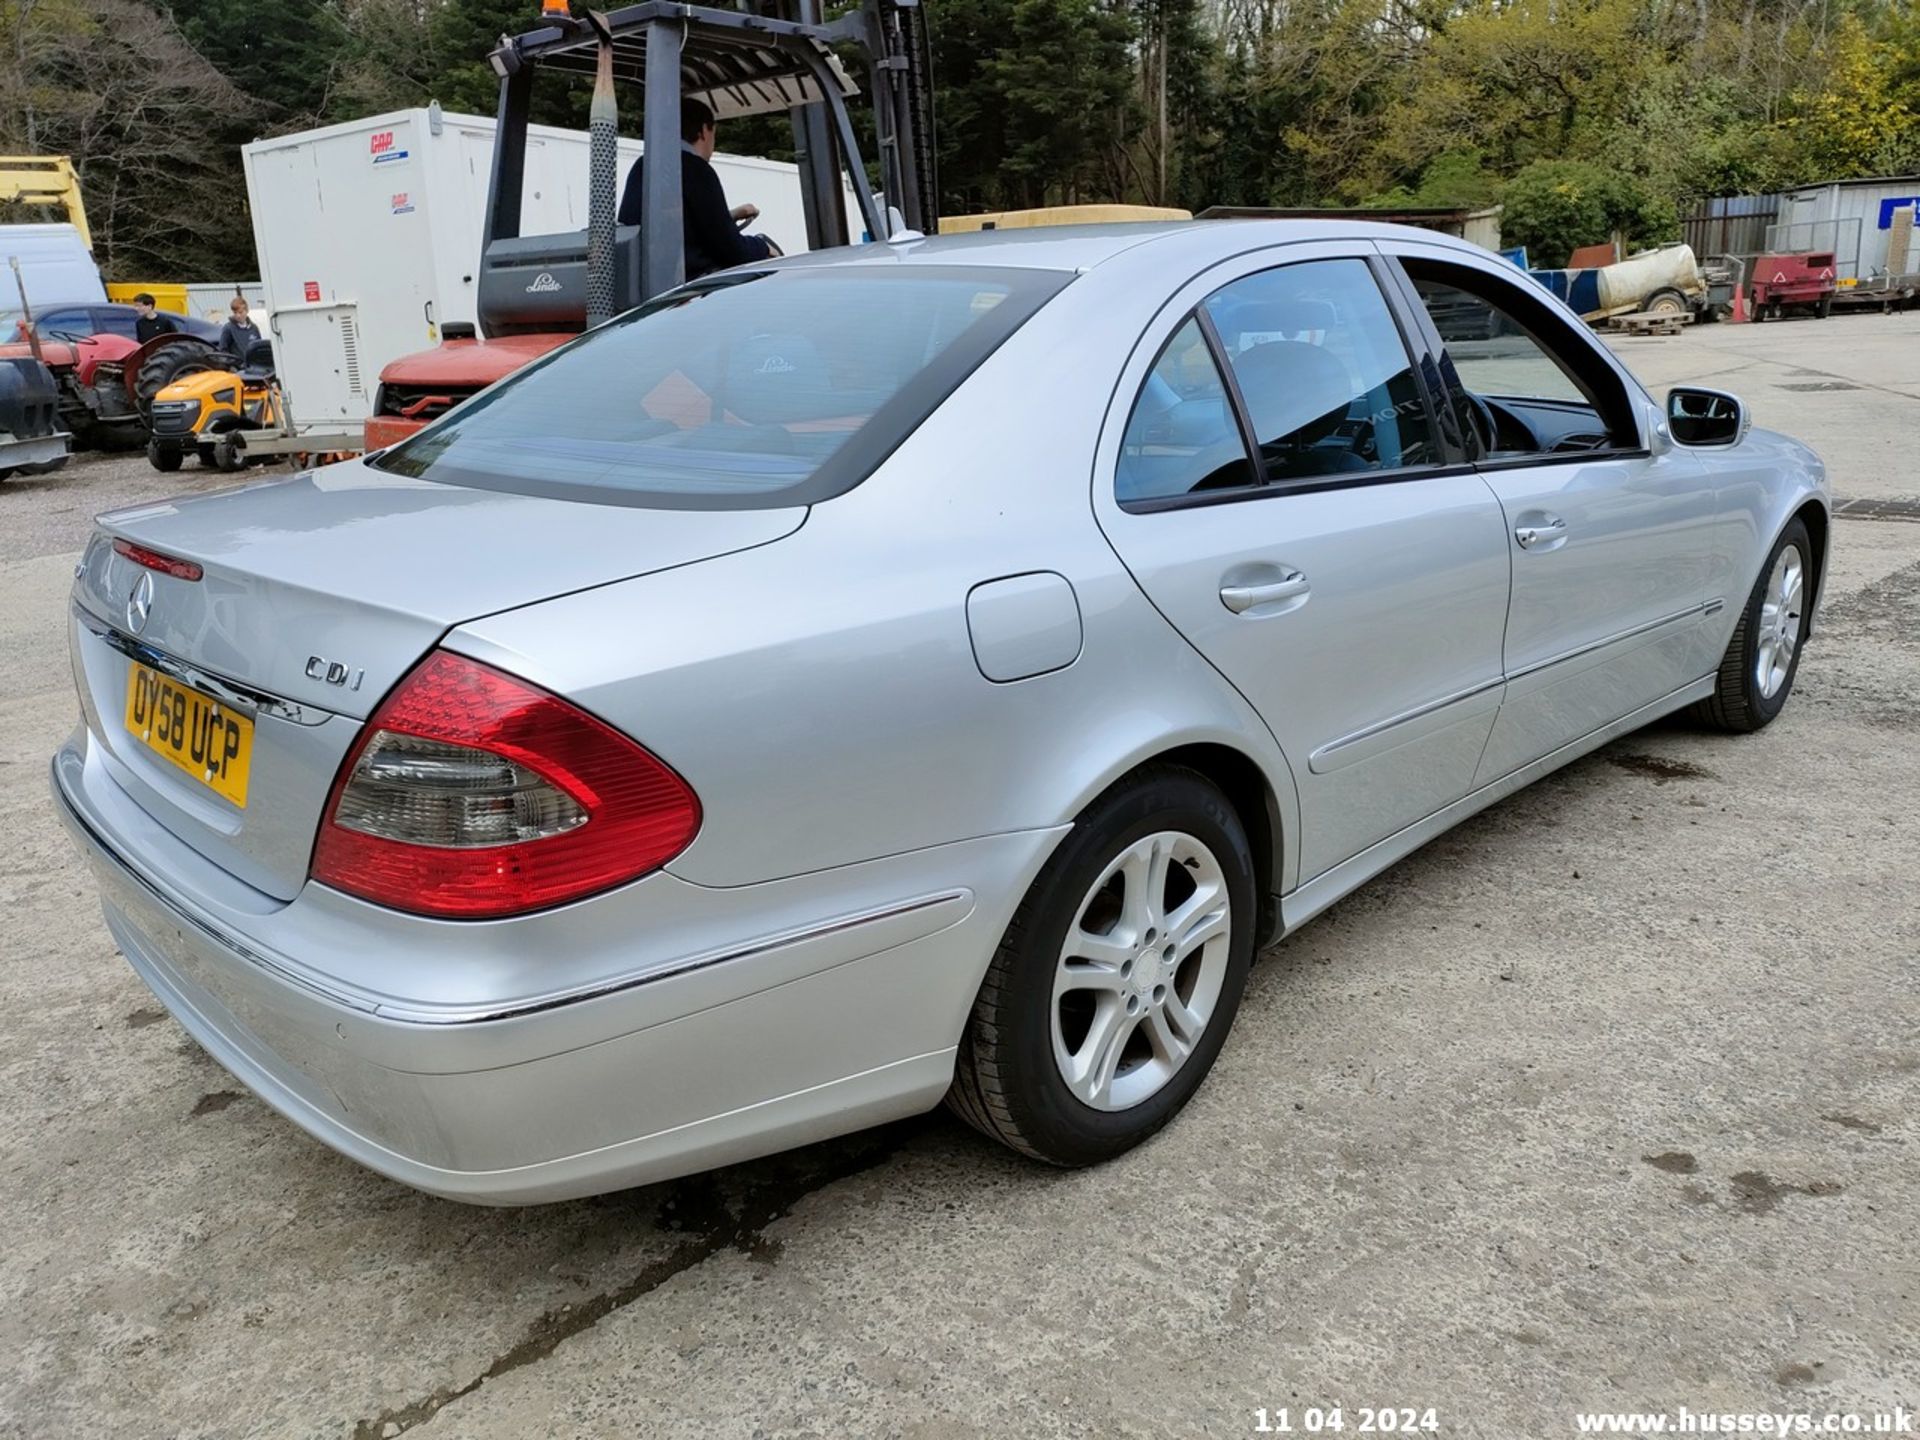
[373, 265, 1069, 510]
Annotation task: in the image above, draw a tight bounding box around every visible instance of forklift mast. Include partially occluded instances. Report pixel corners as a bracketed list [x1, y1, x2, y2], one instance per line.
[475, 0, 938, 339]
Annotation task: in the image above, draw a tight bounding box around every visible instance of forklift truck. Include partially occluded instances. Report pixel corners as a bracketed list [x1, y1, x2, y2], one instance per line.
[364, 0, 938, 452]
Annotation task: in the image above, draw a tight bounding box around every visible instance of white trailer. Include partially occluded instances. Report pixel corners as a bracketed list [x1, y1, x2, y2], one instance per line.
[241, 101, 851, 439]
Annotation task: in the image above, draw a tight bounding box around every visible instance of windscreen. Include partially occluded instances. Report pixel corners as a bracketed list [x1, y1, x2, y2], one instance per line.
[374, 266, 1068, 510]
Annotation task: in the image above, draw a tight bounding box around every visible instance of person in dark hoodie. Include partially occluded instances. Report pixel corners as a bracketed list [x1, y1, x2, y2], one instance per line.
[617, 97, 783, 280]
[131, 294, 178, 343]
[217, 297, 263, 362]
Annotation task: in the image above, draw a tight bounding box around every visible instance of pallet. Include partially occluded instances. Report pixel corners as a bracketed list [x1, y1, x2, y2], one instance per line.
[1607, 311, 1688, 336]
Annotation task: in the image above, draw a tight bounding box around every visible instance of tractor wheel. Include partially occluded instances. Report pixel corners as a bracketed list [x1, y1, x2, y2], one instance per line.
[146, 440, 183, 473]
[1815, 296, 1833, 319]
[134, 340, 219, 418]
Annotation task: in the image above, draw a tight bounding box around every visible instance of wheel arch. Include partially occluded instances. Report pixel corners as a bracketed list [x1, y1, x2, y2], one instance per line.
[1792, 497, 1829, 637]
[1068, 740, 1290, 949]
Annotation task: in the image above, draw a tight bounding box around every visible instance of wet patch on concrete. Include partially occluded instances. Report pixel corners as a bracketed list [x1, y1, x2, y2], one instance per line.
[125, 1006, 167, 1029]
[1728, 1171, 1843, 1216]
[1644, 1151, 1700, 1174]
[1607, 754, 1716, 784]
[188, 1091, 243, 1118]
[347, 1130, 910, 1440]
[1775, 1361, 1824, 1387]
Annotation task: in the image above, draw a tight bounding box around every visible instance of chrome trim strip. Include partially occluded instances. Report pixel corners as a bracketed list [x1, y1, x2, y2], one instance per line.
[56, 754, 968, 1027]
[1310, 676, 1504, 772]
[74, 603, 331, 726]
[1703, 598, 1725, 616]
[373, 890, 972, 1026]
[1505, 601, 1710, 684]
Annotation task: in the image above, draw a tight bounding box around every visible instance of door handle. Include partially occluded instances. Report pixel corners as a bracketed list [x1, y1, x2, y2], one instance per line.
[1514, 518, 1568, 550]
[1220, 572, 1310, 613]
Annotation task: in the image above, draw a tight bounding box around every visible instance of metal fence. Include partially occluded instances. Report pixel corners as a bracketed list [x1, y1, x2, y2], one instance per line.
[1684, 208, 1776, 259]
[1764, 217, 1865, 278]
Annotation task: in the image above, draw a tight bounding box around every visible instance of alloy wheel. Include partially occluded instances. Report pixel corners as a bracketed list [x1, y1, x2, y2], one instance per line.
[1756, 544, 1805, 699]
[1051, 830, 1231, 1112]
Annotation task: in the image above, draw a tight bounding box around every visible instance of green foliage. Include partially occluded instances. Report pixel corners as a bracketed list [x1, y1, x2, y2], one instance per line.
[1500, 160, 1676, 268]
[170, 0, 347, 122]
[934, 0, 1138, 211]
[1365, 150, 1502, 211]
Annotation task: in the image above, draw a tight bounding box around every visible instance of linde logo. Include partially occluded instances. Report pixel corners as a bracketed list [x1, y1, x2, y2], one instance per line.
[525, 272, 563, 294]
[754, 355, 796, 374]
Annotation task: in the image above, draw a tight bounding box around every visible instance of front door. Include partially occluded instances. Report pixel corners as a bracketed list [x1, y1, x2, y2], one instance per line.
[1095, 250, 1513, 884]
[1383, 247, 1720, 784]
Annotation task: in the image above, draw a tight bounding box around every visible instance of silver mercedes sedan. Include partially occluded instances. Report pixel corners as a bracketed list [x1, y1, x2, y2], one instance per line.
[54, 222, 1827, 1203]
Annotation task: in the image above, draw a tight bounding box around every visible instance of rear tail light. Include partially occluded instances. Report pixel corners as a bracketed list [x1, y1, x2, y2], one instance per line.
[311, 651, 699, 917]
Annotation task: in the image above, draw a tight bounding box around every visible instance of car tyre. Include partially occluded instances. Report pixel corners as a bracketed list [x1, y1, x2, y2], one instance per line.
[1691, 517, 1812, 733]
[947, 764, 1255, 1166]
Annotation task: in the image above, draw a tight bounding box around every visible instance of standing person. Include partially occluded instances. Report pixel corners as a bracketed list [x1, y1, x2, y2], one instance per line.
[218, 297, 263, 361]
[617, 97, 783, 280]
[132, 294, 178, 343]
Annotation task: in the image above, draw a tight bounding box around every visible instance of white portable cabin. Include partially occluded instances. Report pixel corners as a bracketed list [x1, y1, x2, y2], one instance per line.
[1770, 174, 1920, 279]
[241, 102, 854, 432]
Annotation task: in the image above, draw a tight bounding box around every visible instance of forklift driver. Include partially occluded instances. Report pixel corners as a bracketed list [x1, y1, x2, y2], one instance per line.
[618, 97, 784, 281]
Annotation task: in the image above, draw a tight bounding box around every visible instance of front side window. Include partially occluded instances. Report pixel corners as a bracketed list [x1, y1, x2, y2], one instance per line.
[1401, 259, 1638, 458]
[374, 266, 1067, 509]
[1204, 259, 1441, 482]
[35, 307, 94, 338]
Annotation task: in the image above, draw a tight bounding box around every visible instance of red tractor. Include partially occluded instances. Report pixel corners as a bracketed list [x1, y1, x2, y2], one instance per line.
[366, 0, 936, 452]
[0, 328, 223, 450]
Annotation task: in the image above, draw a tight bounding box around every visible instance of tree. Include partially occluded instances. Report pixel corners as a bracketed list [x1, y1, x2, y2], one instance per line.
[168, 0, 348, 128]
[1501, 159, 1676, 267]
[0, 0, 264, 278]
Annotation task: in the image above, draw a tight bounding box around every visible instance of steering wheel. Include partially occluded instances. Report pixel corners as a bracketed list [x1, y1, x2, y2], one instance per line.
[1462, 390, 1500, 458]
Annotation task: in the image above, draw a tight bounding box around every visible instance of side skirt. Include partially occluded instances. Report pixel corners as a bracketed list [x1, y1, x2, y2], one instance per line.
[1277, 674, 1715, 935]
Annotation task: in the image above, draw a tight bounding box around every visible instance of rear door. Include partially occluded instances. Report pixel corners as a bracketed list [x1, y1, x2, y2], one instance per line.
[1094, 245, 1512, 885]
[1380, 244, 1720, 785]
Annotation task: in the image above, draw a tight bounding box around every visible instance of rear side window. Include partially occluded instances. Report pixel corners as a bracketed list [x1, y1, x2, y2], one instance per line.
[374, 266, 1067, 510]
[1204, 259, 1440, 482]
[1116, 318, 1255, 505]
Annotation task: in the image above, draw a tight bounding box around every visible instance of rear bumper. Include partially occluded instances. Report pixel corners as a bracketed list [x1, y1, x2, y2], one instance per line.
[53, 733, 1062, 1203]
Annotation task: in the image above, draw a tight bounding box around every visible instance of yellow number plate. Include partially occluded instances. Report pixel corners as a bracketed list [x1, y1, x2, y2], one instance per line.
[123, 660, 254, 807]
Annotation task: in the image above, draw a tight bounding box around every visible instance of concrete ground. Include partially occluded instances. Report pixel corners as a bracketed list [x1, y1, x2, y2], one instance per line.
[2, 314, 1916, 1440]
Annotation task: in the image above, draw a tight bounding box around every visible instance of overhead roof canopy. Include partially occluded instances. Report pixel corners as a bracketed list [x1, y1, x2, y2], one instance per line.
[497, 3, 860, 120]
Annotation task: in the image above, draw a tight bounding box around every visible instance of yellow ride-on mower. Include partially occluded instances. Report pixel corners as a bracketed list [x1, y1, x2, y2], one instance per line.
[145, 339, 280, 472]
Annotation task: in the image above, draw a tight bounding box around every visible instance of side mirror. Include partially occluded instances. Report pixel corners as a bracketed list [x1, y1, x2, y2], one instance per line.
[1667, 387, 1748, 448]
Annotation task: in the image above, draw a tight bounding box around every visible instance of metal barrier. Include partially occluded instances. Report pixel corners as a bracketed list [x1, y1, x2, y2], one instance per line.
[1765, 217, 1865, 278]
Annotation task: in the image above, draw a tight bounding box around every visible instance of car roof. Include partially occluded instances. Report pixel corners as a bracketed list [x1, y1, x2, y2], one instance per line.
[767, 218, 1486, 274]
